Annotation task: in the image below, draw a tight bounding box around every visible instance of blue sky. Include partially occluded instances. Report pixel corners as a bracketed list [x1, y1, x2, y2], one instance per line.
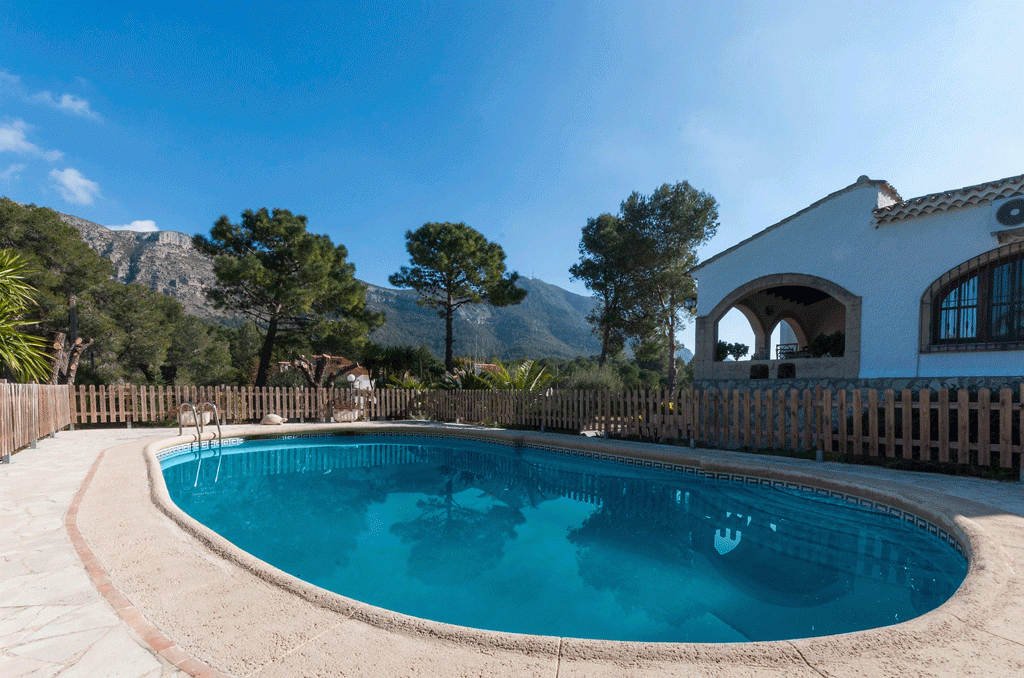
[2, 1, 1023, 356]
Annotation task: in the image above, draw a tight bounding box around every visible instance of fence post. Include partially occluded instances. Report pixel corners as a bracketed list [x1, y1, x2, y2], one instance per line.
[920, 388, 932, 462]
[816, 386, 827, 462]
[900, 388, 912, 459]
[999, 387, 1013, 469]
[978, 388, 992, 466]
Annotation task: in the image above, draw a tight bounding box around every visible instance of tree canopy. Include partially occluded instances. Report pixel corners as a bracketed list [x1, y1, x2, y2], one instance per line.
[194, 207, 382, 387]
[0, 198, 265, 386]
[621, 182, 717, 389]
[0, 198, 112, 333]
[389, 222, 526, 372]
[571, 182, 718, 389]
[569, 213, 643, 366]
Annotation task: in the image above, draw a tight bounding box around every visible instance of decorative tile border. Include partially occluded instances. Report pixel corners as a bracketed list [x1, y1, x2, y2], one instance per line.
[153, 429, 969, 560]
[156, 437, 244, 461]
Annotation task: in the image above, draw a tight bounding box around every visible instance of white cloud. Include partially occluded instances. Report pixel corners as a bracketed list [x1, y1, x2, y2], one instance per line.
[0, 70, 20, 90]
[108, 220, 158, 232]
[49, 168, 100, 205]
[30, 91, 102, 121]
[0, 120, 63, 161]
[0, 163, 25, 181]
[0, 69, 101, 121]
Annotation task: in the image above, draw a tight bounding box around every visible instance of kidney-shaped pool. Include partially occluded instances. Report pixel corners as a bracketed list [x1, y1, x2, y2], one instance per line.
[159, 434, 967, 643]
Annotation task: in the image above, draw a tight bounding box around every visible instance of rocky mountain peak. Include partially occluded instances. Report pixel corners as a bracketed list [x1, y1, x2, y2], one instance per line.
[60, 211, 606, 360]
[58, 212, 223, 319]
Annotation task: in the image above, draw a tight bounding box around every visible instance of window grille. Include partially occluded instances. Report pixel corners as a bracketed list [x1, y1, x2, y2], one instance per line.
[932, 250, 1024, 347]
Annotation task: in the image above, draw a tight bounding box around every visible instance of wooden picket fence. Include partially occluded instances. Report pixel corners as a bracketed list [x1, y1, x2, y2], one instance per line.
[0, 383, 73, 462]
[51, 383, 1024, 471]
[68, 385, 337, 426]
[689, 385, 1024, 469]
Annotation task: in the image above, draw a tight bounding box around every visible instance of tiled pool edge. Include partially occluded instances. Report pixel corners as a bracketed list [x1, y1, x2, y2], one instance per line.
[146, 425, 983, 648]
[156, 428, 969, 561]
[143, 430, 567, 656]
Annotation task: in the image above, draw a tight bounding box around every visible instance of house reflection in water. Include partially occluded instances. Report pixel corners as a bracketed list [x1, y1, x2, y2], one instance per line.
[163, 436, 965, 641]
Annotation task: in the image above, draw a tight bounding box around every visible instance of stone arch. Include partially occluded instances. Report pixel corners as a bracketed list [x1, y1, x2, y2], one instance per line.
[695, 273, 862, 380]
[770, 315, 809, 350]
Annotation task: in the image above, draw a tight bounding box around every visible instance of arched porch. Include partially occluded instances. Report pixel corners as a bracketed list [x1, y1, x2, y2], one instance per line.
[695, 273, 862, 381]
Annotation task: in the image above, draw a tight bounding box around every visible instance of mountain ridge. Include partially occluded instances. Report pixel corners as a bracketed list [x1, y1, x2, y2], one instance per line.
[60, 211, 606, 360]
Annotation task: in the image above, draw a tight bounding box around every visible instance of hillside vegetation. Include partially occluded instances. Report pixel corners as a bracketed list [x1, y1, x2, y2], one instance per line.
[64, 209, 602, 361]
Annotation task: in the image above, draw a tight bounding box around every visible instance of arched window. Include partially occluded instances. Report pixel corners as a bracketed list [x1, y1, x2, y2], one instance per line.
[936, 276, 977, 342]
[989, 257, 1024, 340]
[928, 246, 1024, 349]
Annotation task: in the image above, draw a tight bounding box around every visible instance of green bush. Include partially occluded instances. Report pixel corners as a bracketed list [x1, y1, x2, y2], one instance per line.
[809, 332, 845, 357]
[558, 364, 624, 390]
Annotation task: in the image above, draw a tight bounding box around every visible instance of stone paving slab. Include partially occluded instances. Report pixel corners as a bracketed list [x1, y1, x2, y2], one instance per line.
[0, 427, 189, 678]
[6, 423, 1024, 677]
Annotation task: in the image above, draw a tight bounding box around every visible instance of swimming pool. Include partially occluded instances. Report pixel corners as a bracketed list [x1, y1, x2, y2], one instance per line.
[159, 433, 967, 643]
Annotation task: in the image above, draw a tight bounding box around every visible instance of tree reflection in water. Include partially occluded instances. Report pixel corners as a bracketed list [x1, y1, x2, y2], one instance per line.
[168, 449, 388, 583]
[162, 436, 966, 641]
[391, 475, 526, 585]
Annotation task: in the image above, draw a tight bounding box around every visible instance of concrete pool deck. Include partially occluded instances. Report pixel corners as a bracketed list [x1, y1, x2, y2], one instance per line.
[4, 423, 1024, 677]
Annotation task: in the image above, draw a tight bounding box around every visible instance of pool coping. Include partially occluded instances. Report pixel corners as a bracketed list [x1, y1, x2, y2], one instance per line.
[73, 422, 1024, 677]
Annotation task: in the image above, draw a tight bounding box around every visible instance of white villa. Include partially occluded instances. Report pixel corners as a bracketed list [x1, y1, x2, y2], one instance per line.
[690, 173, 1024, 384]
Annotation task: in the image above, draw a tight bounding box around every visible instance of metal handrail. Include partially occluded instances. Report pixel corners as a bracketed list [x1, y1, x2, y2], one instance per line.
[200, 402, 224, 482]
[177, 403, 205, 487]
[177, 402, 203, 438]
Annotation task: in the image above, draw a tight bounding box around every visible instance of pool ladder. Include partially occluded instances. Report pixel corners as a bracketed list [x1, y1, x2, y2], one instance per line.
[178, 402, 224, 487]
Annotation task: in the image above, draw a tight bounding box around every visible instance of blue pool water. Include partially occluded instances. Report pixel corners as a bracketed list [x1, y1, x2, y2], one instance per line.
[160, 435, 967, 642]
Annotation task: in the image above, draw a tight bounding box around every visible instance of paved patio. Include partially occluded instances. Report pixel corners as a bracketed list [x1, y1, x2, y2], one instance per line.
[3, 424, 1024, 677]
[1, 427, 182, 678]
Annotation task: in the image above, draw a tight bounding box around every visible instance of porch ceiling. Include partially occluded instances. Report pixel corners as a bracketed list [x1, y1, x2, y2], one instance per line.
[763, 285, 831, 306]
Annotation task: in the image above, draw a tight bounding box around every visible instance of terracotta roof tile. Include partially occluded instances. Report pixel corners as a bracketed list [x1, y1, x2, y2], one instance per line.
[873, 173, 1024, 226]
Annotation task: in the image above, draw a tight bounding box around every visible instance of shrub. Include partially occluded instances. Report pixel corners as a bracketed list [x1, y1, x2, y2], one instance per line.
[558, 364, 624, 390]
[809, 331, 845, 357]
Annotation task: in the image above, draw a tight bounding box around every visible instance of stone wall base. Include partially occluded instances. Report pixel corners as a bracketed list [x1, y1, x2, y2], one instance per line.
[694, 375, 1024, 394]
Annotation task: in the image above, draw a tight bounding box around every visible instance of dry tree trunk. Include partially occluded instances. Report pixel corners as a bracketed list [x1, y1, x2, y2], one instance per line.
[47, 297, 92, 385]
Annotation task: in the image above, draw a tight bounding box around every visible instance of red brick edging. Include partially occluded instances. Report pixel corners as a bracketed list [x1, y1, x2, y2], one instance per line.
[64, 445, 236, 678]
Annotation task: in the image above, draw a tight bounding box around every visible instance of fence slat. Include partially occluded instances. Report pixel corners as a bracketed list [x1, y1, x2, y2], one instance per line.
[978, 389, 991, 466]
[789, 390, 799, 450]
[957, 389, 969, 465]
[901, 388, 912, 459]
[999, 388, 1013, 468]
[868, 390, 878, 457]
[732, 390, 741, 448]
[920, 388, 932, 462]
[742, 389, 751, 448]
[802, 388, 812, 451]
[937, 389, 949, 463]
[821, 388, 832, 454]
[884, 389, 896, 458]
[837, 389, 848, 454]
[853, 390, 864, 455]
[753, 390, 762, 448]
[777, 389, 786, 449]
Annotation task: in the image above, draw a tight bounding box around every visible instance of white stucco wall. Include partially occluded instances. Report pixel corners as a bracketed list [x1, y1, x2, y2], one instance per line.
[693, 180, 1023, 378]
